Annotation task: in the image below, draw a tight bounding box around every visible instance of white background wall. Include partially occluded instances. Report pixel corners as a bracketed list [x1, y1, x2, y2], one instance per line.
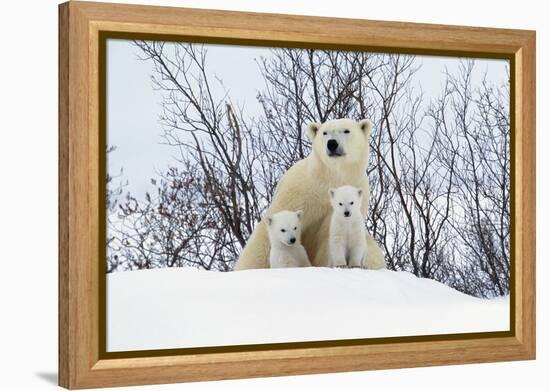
[0, 0, 545, 389]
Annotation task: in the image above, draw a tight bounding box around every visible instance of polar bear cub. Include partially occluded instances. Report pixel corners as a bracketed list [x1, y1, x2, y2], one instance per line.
[328, 186, 368, 268]
[267, 210, 311, 268]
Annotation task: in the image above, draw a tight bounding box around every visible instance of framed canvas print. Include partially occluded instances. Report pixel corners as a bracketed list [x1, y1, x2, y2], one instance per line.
[58, 1, 536, 389]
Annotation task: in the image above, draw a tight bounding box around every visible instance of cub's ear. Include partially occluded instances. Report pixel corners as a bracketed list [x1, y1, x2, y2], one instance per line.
[296, 210, 304, 220]
[357, 188, 363, 198]
[266, 216, 273, 226]
[358, 119, 372, 137]
[307, 122, 321, 141]
[328, 188, 335, 198]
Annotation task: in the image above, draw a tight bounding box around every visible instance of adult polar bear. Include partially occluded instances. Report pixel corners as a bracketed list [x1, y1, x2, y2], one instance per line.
[234, 118, 385, 270]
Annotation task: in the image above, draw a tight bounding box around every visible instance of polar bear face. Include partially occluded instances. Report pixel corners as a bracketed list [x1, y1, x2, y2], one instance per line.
[307, 119, 372, 168]
[266, 210, 304, 246]
[329, 185, 363, 218]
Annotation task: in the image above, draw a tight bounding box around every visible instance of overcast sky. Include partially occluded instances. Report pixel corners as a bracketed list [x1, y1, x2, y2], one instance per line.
[106, 39, 508, 199]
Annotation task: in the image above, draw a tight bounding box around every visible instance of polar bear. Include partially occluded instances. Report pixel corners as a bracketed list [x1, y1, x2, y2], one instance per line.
[266, 210, 311, 268]
[328, 186, 368, 268]
[234, 118, 385, 270]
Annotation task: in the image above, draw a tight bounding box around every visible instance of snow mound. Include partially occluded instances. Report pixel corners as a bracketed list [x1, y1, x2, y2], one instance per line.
[107, 267, 509, 352]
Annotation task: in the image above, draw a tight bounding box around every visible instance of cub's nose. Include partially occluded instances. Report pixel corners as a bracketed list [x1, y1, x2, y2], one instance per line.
[289, 237, 296, 244]
[327, 139, 339, 152]
[344, 211, 351, 217]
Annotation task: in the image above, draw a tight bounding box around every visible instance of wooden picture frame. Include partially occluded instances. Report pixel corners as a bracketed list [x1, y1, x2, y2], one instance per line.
[58, 1, 536, 388]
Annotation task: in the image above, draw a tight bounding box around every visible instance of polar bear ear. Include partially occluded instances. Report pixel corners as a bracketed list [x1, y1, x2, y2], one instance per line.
[358, 119, 372, 137]
[357, 188, 363, 198]
[266, 216, 273, 226]
[307, 122, 321, 141]
[328, 188, 335, 198]
[296, 210, 304, 220]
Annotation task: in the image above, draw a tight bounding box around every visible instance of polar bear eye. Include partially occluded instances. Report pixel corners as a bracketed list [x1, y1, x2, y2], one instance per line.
[294, 226, 297, 230]
[350, 201, 354, 205]
[343, 129, 350, 134]
[281, 229, 286, 233]
[323, 131, 328, 136]
[339, 202, 343, 206]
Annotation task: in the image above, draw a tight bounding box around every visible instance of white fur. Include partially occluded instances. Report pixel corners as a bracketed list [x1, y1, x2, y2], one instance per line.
[267, 210, 311, 268]
[328, 186, 368, 268]
[235, 119, 385, 270]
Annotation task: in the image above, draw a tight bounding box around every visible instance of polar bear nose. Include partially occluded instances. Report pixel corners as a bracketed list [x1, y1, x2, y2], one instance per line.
[344, 211, 350, 217]
[327, 139, 339, 152]
[289, 237, 296, 244]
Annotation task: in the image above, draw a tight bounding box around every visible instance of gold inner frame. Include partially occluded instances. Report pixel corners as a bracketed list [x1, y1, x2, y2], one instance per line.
[97, 30, 516, 360]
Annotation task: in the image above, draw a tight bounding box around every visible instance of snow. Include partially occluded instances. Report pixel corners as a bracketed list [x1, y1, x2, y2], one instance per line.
[107, 267, 509, 352]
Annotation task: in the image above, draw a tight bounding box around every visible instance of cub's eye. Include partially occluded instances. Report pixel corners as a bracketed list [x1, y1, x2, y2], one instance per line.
[323, 131, 328, 136]
[344, 129, 350, 134]
[281, 229, 286, 233]
[339, 202, 343, 206]
[350, 201, 354, 205]
[294, 226, 297, 230]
